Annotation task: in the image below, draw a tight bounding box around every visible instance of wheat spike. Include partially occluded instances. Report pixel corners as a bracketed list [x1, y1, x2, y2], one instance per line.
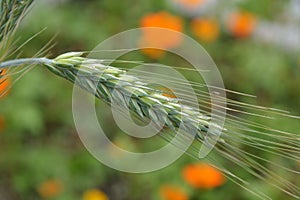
[45, 52, 216, 140]
[0, 52, 220, 144]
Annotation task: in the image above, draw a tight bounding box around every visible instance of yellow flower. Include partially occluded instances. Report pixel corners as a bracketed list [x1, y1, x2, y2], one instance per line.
[83, 189, 109, 200]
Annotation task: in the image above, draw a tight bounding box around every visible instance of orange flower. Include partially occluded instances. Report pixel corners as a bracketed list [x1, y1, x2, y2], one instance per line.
[159, 87, 177, 98]
[83, 189, 109, 200]
[226, 11, 257, 38]
[37, 179, 63, 198]
[176, 0, 206, 8]
[160, 185, 188, 200]
[139, 38, 166, 59]
[182, 162, 225, 189]
[139, 12, 183, 58]
[191, 18, 220, 43]
[0, 69, 10, 98]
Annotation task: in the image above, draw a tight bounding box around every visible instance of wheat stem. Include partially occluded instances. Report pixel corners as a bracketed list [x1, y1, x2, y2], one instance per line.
[0, 57, 53, 69]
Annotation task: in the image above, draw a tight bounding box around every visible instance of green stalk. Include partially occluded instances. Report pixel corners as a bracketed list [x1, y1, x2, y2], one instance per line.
[0, 57, 53, 69]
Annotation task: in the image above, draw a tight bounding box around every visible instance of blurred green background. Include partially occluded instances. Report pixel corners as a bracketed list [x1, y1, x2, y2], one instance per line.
[1, 0, 300, 199]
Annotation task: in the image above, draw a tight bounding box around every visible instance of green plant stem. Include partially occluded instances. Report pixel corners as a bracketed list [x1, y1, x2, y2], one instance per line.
[0, 58, 53, 69]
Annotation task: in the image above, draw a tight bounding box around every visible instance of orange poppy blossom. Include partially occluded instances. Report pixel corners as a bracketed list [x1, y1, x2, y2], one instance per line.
[139, 12, 184, 59]
[83, 189, 109, 200]
[160, 185, 189, 200]
[176, 0, 206, 8]
[37, 179, 63, 198]
[0, 69, 10, 98]
[226, 11, 257, 38]
[191, 18, 220, 43]
[182, 162, 225, 189]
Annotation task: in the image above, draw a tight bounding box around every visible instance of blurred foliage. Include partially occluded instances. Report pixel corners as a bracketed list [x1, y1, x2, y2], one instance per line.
[1, 0, 300, 199]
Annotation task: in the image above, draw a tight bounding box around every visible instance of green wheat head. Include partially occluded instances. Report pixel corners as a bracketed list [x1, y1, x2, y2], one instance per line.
[46, 52, 214, 142]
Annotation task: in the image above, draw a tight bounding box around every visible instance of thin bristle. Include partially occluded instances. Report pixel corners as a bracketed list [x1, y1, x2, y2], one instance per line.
[0, 0, 34, 42]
